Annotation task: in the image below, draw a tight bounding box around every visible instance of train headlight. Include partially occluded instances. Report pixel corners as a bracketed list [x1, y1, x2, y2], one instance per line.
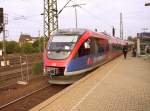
[47, 51, 51, 58]
[48, 51, 51, 54]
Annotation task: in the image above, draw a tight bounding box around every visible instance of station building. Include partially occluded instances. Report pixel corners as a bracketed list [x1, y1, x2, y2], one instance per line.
[19, 34, 39, 47]
[137, 32, 150, 55]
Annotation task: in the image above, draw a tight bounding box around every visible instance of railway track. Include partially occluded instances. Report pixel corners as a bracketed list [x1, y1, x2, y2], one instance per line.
[0, 85, 49, 110]
[0, 84, 68, 111]
[0, 62, 37, 73]
[0, 66, 33, 88]
[0, 69, 32, 82]
[0, 54, 42, 70]
[0, 59, 42, 89]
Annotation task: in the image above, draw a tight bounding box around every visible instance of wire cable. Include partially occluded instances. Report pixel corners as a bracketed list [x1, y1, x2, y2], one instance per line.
[79, 6, 113, 28]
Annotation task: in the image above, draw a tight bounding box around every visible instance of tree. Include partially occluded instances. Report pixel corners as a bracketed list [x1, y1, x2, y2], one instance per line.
[127, 36, 133, 41]
[21, 43, 34, 54]
[6, 41, 18, 54]
[32, 37, 44, 52]
[0, 41, 2, 49]
[14, 43, 21, 53]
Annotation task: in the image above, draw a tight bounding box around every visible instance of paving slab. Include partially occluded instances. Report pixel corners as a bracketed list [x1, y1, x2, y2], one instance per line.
[30, 56, 150, 111]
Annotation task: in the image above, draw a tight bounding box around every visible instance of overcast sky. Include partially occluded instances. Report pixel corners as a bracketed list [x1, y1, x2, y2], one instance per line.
[0, 0, 150, 41]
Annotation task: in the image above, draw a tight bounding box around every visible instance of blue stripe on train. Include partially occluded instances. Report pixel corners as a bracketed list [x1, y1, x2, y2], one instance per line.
[67, 53, 105, 72]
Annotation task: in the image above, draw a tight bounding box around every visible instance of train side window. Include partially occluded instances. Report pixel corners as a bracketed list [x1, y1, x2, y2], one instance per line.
[98, 44, 105, 55]
[78, 38, 105, 57]
[106, 45, 109, 51]
[78, 39, 91, 57]
[89, 38, 100, 55]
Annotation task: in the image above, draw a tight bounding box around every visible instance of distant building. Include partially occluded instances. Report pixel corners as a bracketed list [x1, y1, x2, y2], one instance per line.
[136, 32, 150, 55]
[19, 34, 39, 46]
[137, 32, 150, 38]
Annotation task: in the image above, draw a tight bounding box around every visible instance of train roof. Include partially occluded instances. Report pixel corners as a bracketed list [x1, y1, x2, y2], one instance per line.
[52, 28, 128, 45]
[52, 28, 88, 36]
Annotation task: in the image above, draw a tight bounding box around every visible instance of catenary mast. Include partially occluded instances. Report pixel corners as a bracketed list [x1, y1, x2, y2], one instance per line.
[43, 0, 58, 40]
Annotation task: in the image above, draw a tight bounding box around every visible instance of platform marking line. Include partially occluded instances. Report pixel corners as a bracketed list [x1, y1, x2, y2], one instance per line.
[70, 61, 120, 111]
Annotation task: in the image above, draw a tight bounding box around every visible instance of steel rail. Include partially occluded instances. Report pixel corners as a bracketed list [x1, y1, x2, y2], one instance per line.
[0, 85, 49, 110]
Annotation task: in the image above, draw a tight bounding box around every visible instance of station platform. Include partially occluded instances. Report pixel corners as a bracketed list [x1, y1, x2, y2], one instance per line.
[30, 55, 150, 111]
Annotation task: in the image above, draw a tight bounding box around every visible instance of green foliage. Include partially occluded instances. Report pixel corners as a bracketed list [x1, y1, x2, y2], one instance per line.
[32, 60, 43, 75]
[6, 41, 18, 54]
[0, 36, 48, 54]
[0, 41, 2, 49]
[21, 43, 34, 54]
[0, 41, 20, 54]
[14, 44, 21, 53]
[32, 37, 44, 53]
[127, 36, 133, 41]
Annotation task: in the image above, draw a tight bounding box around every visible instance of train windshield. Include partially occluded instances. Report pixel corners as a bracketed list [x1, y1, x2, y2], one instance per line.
[47, 35, 78, 59]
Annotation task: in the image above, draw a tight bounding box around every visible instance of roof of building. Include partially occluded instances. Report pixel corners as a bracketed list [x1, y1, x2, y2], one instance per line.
[19, 34, 39, 42]
[137, 32, 150, 38]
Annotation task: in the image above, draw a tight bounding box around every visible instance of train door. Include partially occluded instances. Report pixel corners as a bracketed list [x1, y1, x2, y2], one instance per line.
[78, 37, 99, 57]
[106, 39, 112, 60]
[96, 38, 110, 61]
[66, 38, 105, 73]
[78, 37, 105, 64]
[78, 39, 91, 57]
[66, 38, 93, 72]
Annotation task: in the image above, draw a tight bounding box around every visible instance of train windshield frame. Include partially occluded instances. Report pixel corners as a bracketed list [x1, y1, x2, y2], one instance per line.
[47, 35, 79, 60]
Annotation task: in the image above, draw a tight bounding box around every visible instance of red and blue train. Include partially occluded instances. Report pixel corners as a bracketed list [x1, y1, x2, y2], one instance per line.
[44, 28, 132, 84]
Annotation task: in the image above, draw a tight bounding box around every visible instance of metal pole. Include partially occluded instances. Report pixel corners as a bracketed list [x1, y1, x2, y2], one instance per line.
[43, 0, 46, 74]
[43, 0, 46, 52]
[26, 55, 29, 81]
[38, 30, 41, 53]
[137, 38, 141, 56]
[120, 13, 123, 39]
[2, 23, 6, 66]
[65, 3, 85, 29]
[20, 56, 23, 81]
[75, 6, 78, 28]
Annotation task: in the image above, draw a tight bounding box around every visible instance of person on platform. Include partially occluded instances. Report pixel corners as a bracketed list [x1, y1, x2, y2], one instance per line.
[145, 45, 150, 59]
[132, 46, 136, 57]
[122, 45, 128, 59]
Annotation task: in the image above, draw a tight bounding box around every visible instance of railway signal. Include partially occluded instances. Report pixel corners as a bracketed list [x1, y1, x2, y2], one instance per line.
[0, 8, 3, 33]
[0, 8, 3, 24]
[145, 3, 150, 6]
[0, 8, 8, 66]
[112, 26, 115, 37]
[0, 24, 3, 33]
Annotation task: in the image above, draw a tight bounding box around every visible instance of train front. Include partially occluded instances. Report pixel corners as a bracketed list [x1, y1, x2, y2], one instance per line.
[44, 29, 84, 84]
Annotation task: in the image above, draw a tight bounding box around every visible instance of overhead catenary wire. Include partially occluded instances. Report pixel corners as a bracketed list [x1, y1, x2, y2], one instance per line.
[65, 3, 86, 28]
[1, 0, 122, 37]
[79, 6, 113, 29]
[58, 0, 73, 15]
[70, 0, 113, 28]
[77, 6, 122, 37]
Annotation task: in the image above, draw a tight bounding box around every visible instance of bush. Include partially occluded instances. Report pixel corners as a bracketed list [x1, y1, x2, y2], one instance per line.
[6, 41, 18, 54]
[32, 38, 44, 53]
[32, 60, 43, 75]
[0, 41, 2, 49]
[21, 43, 34, 54]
